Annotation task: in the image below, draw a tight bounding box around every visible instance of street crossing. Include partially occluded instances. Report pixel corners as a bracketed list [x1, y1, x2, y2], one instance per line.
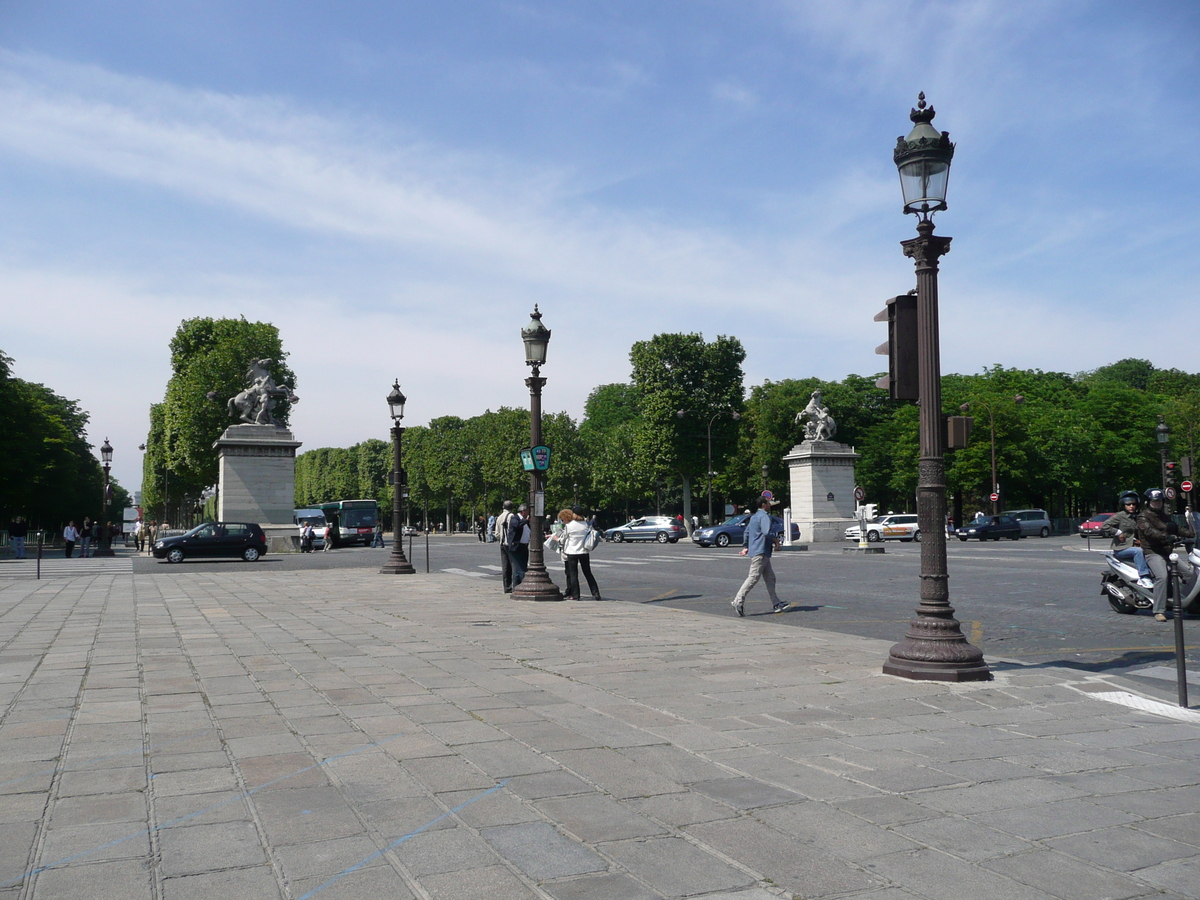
[0, 557, 134, 580]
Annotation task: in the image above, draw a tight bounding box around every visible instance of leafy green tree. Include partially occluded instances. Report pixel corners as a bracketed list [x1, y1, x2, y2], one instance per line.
[144, 318, 296, 519]
[629, 333, 745, 528]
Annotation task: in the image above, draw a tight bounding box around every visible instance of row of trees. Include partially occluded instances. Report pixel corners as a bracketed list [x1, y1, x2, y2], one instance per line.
[1, 350, 130, 530]
[139, 319, 1199, 533]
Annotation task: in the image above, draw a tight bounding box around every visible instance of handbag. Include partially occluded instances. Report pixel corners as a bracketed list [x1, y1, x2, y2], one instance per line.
[582, 526, 602, 553]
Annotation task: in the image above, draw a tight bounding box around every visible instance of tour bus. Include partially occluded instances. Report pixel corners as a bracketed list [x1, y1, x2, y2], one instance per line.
[318, 499, 379, 547]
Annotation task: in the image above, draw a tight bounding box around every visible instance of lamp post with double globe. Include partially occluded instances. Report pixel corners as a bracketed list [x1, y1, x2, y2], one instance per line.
[882, 93, 990, 682]
[94, 439, 116, 557]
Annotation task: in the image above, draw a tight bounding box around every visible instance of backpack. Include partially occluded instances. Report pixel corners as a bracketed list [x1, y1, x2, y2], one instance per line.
[582, 526, 602, 553]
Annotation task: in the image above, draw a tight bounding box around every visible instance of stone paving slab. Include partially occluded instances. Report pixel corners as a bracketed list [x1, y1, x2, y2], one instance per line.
[2, 569, 1200, 899]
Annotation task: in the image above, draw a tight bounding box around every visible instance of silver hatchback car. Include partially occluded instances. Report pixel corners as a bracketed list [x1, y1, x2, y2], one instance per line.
[604, 516, 685, 544]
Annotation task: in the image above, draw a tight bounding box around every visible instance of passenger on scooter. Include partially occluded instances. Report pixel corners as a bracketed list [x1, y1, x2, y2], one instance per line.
[1101, 491, 1154, 589]
[1137, 488, 1178, 622]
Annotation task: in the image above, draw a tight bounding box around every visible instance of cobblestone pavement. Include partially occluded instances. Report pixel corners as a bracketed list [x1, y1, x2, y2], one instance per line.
[2, 568, 1199, 900]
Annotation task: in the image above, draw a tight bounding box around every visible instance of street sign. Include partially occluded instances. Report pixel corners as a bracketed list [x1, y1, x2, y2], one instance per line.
[854, 485, 865, 503]
[989, 492, 1000, 502]
[1183, 480, 1194, 493]
[1165, 486, 1177, 500]
[519, 448, 535, 471]
[520, 446, 552, 471]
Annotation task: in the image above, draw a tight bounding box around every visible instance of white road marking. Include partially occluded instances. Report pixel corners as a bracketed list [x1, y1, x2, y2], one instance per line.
[441, 568, 488, 578]
[1089, 691, 1200, 723]
[478, 565, 502, 572]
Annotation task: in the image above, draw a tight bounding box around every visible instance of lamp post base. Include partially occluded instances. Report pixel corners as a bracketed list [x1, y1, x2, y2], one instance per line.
[512, 567, 564, 602]
[883, 613, 991, 682]
[379, 548, 415, 574]
[93, 547, 115, 558]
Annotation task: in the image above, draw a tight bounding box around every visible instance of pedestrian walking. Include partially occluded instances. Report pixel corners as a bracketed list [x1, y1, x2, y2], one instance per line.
[63, 521, 79, 558]
[486, 513, 496, 543]
[322, 521, 333, 551]
[80, 517, 93, 558]
[133, 517, 144, 553]
[731, 497, 789, 617]
[494, 501, 516, 593]
[548, 508, 602, 601]
[508, 504, 530, 587]
[299, 522, 314, 552]
[144, 521, 157, 555]
[8, 516, 28, 559]
[372, 521, 384, 548]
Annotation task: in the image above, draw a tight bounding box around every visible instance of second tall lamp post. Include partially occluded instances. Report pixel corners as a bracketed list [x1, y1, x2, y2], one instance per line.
[882, 93, 990, 682]
[513, 306, 563, 602]
[379, 381, 416, 574]
[94, 439, 115, 557]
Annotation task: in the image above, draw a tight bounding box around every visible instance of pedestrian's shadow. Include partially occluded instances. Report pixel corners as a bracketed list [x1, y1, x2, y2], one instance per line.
[642, 594, 704, 603]
[749, 605, 819, 615]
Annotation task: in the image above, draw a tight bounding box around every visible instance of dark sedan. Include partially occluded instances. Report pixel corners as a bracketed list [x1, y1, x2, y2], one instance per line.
[692, 514, 800, 548]
[955, 515, 1022, 542]
[154, 522, 268, 562]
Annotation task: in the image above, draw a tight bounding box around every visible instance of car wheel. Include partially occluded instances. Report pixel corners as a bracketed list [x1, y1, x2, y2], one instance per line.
[958, 537, 968, 542]
[1040, 526, 1050, 538]
[655, 532, 669, 544]
[1010, 534, 1020, 541]
[166, 548, 184, 564]
[243, 547, 260, 562]
[715, 533, 730, 548]
[614, 533, 625, 542]
[913, 530, 921, 542]
[866, 531, 881, 543]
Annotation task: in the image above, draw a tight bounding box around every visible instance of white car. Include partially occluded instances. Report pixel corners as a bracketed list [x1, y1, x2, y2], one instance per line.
[844, 514, 921, 543]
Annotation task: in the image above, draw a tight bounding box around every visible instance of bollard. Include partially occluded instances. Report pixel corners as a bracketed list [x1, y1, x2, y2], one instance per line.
[37, 533, 43, 580]
[1170, 553, 1189, 708]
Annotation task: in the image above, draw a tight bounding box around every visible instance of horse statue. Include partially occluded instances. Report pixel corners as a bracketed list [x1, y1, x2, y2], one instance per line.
[224, 359, 298, 426]
[795, 389, 837, 442]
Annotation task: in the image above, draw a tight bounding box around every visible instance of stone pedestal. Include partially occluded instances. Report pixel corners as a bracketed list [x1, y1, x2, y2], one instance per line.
[214, 425, 302, 553]
[785, 440, 860, 543]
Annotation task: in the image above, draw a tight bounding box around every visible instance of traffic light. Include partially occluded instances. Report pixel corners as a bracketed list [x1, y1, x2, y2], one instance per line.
[1183, 456, 1194, 478]
[874, 292, 918, 401]
[1166, 461, 1177, 486]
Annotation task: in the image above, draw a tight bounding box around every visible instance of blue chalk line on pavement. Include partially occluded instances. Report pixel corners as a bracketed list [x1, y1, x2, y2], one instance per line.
[0, 732, 409, 888]
[294, 778, 511, 900]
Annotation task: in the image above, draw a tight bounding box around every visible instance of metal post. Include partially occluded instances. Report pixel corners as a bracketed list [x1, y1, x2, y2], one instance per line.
[95, 464, 115, 556]
[513, 369, 563, 601]
[989, 405, 998, 516]
[707, 415, 715, 527]
[884, 219, 990, 682]
[380, 422, 415, 574]
[1171, 558, 1189, 708]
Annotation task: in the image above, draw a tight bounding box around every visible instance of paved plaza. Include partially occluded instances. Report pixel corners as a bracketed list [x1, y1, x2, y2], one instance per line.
[2, 561, 1199, 900]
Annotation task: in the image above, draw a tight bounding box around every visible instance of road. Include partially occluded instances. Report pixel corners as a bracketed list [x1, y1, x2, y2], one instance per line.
[132, 533, 1200, 701]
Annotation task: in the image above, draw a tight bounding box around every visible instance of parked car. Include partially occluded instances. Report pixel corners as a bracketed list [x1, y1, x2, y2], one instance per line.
[1078, 513, 1115, 538]
[604, 516, 685, 543]
[400, 525, 420, 537]
[154, 522, 268, 562]
[844, 513, 921, 543]
[955, 515, 1021, 541]
[692, 514, 800, 548]
[1008, 508, 1052, 538]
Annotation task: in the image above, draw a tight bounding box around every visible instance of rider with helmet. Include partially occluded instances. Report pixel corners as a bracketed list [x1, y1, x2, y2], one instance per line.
[1102, 491, 1154, 589]
[1137, 488, 1178, 622]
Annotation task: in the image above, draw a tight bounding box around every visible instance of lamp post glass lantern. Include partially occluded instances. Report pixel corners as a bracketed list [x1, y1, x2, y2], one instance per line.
[513, 306, 563, 601]
[380, 380, 415, 574]
[883, 94, 990, 683]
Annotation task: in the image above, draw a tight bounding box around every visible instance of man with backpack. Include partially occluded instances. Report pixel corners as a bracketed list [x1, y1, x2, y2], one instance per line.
[507, 504, 531, 588]
[494, 500, 516, 593]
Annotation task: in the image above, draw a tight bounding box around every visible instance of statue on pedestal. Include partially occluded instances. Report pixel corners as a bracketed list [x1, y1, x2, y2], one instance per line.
[796, 390, 837, 442]
[209, 358, 299, 426]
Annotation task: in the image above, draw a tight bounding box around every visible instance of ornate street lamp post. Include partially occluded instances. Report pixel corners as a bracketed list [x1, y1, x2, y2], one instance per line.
[94, 439, 116, 557]
[513, 306, 563, 601]
[1157, 415, 1170, 493]
[883, 94, 990, 682]
[380, 381, 416, 574]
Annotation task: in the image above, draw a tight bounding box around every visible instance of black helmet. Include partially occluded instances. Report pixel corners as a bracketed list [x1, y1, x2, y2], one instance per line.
[1118, 490, 1140, 509]
[1144, 488, 1165, 503]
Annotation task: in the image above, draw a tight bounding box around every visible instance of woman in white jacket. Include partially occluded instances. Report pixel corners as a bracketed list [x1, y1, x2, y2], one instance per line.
[551, 508, 602, 601]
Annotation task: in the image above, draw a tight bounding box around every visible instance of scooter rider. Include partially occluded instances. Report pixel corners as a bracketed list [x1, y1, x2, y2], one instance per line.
[1102, 491, 1154, 589]
[1137, 488, 1178, 622]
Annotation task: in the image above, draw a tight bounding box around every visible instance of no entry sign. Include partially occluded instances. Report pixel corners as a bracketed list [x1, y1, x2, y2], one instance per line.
[1183, 480, 1194, 493]
[990, 492, 999, 502]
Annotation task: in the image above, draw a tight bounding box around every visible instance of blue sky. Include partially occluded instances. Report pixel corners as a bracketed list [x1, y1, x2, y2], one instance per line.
[2, 0, 1198, 492]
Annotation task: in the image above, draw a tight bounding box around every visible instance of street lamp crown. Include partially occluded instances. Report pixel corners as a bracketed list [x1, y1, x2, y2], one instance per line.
[1156, 415, 1170, 443]
[100, 438, 113, 466]
[894, 92, 955, 219]
[521, 305, 551, 368]
[387, 380, 407, 421]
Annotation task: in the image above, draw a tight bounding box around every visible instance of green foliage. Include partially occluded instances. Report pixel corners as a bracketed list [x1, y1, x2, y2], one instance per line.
[0, 349, 117, 528]
[143, 318, 295, 520]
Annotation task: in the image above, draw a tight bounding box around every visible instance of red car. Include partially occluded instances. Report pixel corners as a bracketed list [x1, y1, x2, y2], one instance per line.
[1078, 513, 1115, 538]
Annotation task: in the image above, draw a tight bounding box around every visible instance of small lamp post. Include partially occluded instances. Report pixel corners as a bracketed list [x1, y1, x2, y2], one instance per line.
[380, 380, 416, 574]
[677, 408, 741, 527]
[883, 93, 990, 682]
[513, 306, 563, 601]
[761, 463, 770, 493]
[1157, 415, 1170, 493]
[94, 438, 116, 556]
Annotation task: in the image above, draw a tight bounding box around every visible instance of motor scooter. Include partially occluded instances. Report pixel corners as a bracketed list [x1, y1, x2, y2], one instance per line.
[1102, 511, 1200, 615]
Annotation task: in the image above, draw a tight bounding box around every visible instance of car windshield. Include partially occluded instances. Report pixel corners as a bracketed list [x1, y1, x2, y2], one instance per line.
[721, 515, 749, 525]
